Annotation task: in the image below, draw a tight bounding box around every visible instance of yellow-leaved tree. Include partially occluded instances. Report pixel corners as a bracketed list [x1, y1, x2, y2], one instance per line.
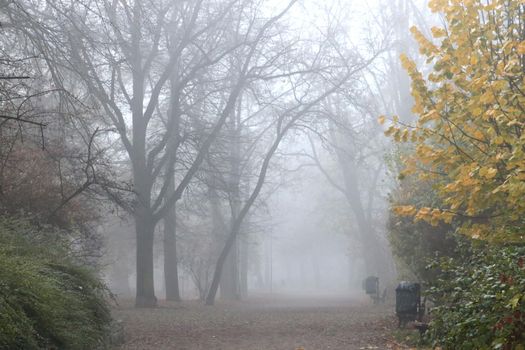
[383, 0, 525, 241]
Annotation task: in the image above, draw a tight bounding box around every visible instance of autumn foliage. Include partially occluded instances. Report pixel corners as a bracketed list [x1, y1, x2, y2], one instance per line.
[383, 0, 525, 241]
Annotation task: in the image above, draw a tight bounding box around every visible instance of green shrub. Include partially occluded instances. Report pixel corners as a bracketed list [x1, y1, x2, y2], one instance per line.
[427, 243, 525, 350]
[0, 217, 112, 349]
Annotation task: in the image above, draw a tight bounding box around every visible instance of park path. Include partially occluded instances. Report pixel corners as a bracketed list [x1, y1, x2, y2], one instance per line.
[113, 292, 400, 350]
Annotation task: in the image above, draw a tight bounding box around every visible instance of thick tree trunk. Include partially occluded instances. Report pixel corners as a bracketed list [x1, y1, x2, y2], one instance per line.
[219, 241, 238, 300]
[163, 70, 182, 302]
[239, 236, 249, 298]
[135, 214, 157, 307]
[132, 138, 158, 307]
[164, 203, 181, 301]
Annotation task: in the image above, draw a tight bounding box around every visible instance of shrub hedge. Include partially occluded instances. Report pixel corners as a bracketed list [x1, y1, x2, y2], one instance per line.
[0, 218, 112, 349]
[428, 243, 525, 349]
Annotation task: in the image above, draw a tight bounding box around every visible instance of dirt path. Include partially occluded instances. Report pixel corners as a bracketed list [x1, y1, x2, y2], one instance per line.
[113, 293, 398, 350]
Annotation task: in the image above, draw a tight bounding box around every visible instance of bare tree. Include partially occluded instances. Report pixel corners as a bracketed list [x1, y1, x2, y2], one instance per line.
[297, 0, 432, 283]
[12, 0, 301, 306]
[0, 1, 124, 258]
[204, 44, 378, 304]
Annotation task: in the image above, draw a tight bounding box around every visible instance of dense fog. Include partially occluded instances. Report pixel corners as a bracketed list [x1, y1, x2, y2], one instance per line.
[0, 0, 441, 306]
[6, 0, 524, 348]
[86, 0, 434, 303]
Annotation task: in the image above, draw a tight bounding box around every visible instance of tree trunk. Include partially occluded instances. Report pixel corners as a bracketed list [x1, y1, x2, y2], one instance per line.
[344, 175, 380, 270]
[164, 202, 181, 301]
[135, 214, 157, 307]
[265, 235, 272, 290]
[206, 229, 237, 305]
[206, 107, 298, 305]
[339, 158, 387, 279]
[220, 239, 238, 300]
[163, 69, 182, 302]
[312, 254, 320, 289]
[219, 97, 242, 300]
[239, 235, 249, 298]
[255, 255, 265, 289]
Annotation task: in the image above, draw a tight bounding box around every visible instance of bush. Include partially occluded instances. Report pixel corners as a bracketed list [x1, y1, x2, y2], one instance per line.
[387, 158, 458, 283]
[427, 243, 525, 350]
[0, 217, 112, 349]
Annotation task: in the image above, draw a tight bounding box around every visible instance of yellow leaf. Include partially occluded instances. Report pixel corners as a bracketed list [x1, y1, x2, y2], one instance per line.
[384, 126, 396, 137]
[394, 205, 417, 216]
[518, 41, 525, 55]
[431, 26, 447, 38]
[473, 130, 484, 139]
[421, 110, 440, 123]
[401, 129, 409, 142]
[415, 207, 431, 221]
[480, 91, 495, 104]
[442, 211, 455, 224]
[486, 168, 497, 179]
[471, 107, 483, 116]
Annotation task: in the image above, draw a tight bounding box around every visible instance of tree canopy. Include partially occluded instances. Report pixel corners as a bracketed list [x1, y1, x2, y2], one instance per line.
[383, 0, 525, 242]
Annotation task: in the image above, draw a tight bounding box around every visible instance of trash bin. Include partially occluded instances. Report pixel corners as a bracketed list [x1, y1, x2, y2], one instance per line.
[364, 276, 379, 295]
[395, 281, 421, 327]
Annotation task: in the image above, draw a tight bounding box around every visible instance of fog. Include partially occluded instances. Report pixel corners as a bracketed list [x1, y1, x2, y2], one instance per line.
[88, 0, 435, 303]
[2, 0, 435, 308]
[268, 185, 351, 293]
[4, 0, 520, 347]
